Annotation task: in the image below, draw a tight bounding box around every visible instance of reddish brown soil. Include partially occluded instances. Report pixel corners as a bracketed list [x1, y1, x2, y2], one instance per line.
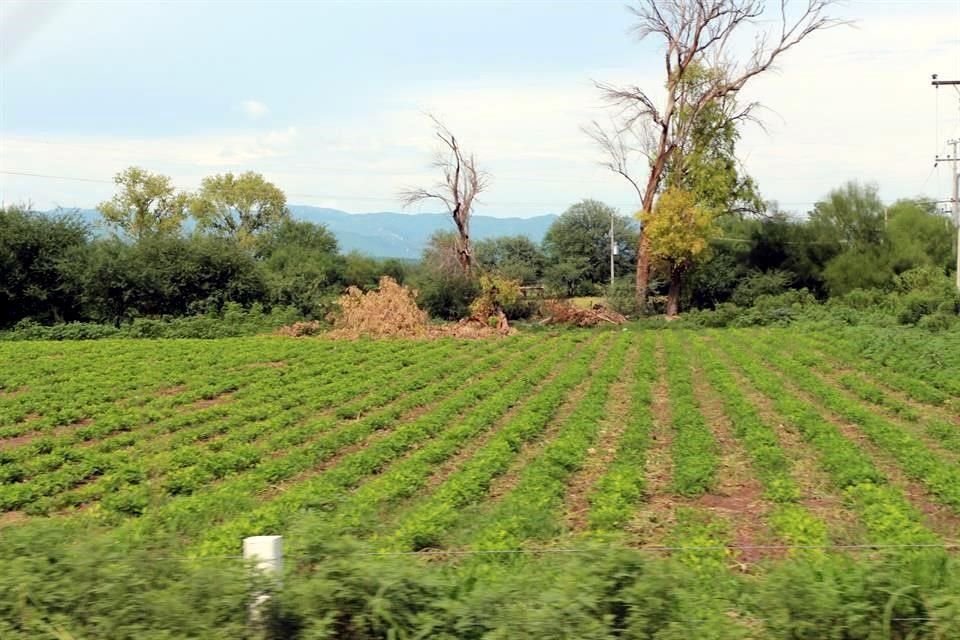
[689, 355, 776, 566]
[627, 337, 676, 543]
[182, 392, 234, 412]
[482, 337, 614, 504]
[766, 367, 960, 541]
[0, 511, 27, 527]
[563, 341, 640, 532]
[0, 433, 38, 451]
[243, 361, 287, 369]
[157, 384, 188, 397]
[0, 386, 27, 398]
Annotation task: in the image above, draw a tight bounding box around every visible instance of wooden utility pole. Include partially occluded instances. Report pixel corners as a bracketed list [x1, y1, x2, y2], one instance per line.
[932, 75, 960, 290]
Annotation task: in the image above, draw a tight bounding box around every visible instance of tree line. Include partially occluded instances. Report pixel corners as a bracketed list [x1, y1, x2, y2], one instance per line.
[2, 172, 956, 331]
[0, 168, 405, 329]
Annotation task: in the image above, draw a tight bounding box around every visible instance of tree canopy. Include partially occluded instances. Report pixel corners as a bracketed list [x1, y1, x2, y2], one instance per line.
[191, 172, 289, 247]
[97, 167, 189, 239]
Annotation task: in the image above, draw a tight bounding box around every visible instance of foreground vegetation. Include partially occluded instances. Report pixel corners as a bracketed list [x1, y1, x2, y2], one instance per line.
[1, 324, 958, 637]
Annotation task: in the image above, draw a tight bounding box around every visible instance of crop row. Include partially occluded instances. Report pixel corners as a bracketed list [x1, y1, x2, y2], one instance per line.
[777, 339, 960, 457]
[193, 334, 584, 554]
[713, 332, 939, 546]
[1, 338, 433, 466]
[742, 333, 960, 513]
[662, 332, 717, 497]
[585, 333, 656, 532]
[308, 335, 590, 541]
[0, 339, 313, 431]
[12, 340, 488, 515]
[801, 329, 960, 405]
[385, 333, 613, 551]
[466, 332, 632, 550]
[113, 336, 543, 547]
[0, 340, 473, 513]
[692, 338, 828, 547]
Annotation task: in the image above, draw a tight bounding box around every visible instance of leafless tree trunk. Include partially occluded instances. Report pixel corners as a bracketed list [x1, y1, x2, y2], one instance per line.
[400, 115, 489, 274]
[587, 0, 843, 312]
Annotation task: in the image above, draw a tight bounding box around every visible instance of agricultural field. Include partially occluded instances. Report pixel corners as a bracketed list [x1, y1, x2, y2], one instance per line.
[1, 326, 958, 563]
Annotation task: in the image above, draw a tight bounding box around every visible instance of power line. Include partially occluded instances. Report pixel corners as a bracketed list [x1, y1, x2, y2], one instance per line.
[0, 169, 828, 209]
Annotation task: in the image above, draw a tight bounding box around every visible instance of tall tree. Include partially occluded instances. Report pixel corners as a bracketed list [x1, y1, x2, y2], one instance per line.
[400, 116, 488, 273]
[191, 171, 289, 247]
[587, 0, 840, 309]
[643, 187, 718, 316]
[97, 166, 189, 239]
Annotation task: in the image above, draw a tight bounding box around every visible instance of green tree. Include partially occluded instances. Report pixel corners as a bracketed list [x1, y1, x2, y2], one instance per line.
[414, 231, 478, 319]
[886, 198, 953, 273]
[191, 171, 288, 247]
[644, 187, 718, 316]
[256, 220, 344, 317]
[78, 235, 266, 325]
[97, 167, 189, 239]
[809, 181, 885, 251]
[589, 0, 837, 308]
[475, 235, 546, 284]
[542, 199, 637, 296]
[0, 205, 90, 326]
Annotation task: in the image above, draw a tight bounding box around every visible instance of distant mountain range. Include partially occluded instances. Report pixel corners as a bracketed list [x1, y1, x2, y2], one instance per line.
[60, 206, 557, 259]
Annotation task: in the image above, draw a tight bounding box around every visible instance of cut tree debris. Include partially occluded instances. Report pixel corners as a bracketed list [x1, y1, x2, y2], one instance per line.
[539, 300, 627, 327]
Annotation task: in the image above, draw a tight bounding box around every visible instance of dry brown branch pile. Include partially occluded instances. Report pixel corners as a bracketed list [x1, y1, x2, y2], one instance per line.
[283, 277, 516, 340]
[276, 321, 323, 337]
[328, 276, 430, 338]
[540, 300, 627, 327]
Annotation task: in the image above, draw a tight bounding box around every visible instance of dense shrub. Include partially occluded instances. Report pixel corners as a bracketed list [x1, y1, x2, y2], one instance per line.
[0, 304, 300, 340]
[729, 270, 793, 307]
[1, 526, 957, 640]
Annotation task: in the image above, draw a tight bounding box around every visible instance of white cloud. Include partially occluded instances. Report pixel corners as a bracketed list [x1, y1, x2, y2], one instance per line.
[239, 99, 269, 120]
[2, 8, 958, 217]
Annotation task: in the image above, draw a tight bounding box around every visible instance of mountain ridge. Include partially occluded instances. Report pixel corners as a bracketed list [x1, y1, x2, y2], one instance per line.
[51, 206, 558, 259]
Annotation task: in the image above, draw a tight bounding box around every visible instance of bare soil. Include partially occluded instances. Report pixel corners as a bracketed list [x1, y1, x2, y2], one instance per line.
[563, 341, 640, 532]
[627, 337, 676, 544]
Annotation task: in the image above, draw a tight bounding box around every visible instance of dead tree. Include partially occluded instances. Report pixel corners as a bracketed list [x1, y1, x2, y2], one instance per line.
[401, 115, 489, 274]
[587, 0, 843, 311]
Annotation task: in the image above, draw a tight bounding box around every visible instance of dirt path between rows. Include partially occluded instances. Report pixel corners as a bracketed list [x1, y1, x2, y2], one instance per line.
[686, 348, 775, 565]
[627, 336, 675, 545]
[563, 339, 641, 532]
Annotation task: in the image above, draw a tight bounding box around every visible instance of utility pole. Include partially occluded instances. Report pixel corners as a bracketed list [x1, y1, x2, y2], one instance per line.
[931, 75, 960, 290]
[610, 213, 616, 289]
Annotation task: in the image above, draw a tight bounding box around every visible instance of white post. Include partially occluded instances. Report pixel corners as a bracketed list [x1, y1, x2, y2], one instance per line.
[243, 535, 283, 576]
[244, 535, 283, 627]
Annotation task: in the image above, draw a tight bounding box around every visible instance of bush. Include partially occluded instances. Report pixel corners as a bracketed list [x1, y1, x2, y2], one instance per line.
[415, 273, 479, 320]
[605, 276, 643, 317]
[0, 305, 302, 340]
[729, 270, 793, 307]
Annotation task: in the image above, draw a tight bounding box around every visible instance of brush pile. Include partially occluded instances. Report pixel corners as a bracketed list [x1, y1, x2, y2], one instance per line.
[539, 300, 627, 327]
[328, 276, 430, 338]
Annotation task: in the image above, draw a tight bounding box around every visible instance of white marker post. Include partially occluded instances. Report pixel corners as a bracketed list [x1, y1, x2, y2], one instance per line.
[243, 535, 283, 627]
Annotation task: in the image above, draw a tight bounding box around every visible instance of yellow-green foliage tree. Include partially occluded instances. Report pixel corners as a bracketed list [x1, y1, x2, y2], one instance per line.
[97, 167, 189, 239]
[644, 187, 718, 316]
[191, 171, 288, 248]
[469, 272, 520, 332]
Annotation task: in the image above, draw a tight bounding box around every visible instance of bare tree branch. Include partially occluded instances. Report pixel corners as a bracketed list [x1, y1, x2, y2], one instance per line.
[586, 0, 845, 309]
[399, 115, 488, 273]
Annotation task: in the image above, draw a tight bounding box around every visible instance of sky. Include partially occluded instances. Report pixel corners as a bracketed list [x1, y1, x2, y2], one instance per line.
[1, 0, 959, 218]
